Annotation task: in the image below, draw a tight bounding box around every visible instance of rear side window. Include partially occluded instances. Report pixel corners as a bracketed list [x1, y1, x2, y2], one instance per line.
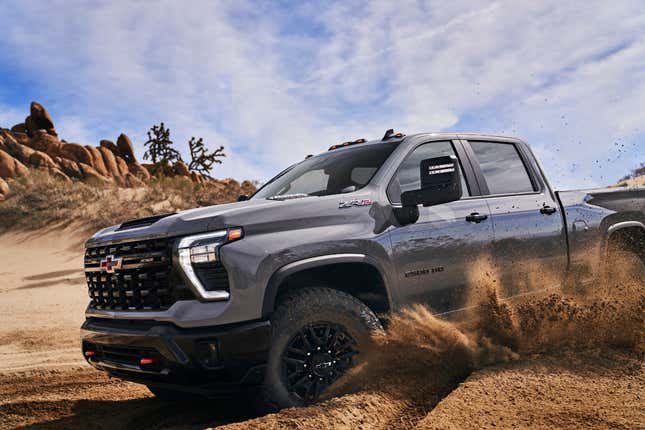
[469, 141, 535, 195]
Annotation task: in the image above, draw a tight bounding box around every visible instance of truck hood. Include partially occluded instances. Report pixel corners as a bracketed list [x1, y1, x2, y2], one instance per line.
[85, 193, 375, 246]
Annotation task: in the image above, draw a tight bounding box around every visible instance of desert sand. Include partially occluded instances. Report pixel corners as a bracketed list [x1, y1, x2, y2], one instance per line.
[0, 229, 643, 430]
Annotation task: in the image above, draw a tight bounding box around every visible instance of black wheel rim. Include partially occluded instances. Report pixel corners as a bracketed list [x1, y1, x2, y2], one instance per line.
[281, 322, 358, 403]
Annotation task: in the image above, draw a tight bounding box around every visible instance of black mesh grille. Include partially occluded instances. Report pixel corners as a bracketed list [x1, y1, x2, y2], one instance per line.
[84, 239, 176, 311]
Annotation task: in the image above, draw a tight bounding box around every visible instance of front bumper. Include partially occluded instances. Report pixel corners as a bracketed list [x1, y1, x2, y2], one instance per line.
[81, 317, 271, 395]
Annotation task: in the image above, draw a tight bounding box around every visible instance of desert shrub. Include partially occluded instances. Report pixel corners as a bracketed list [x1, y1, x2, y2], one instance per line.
[188, 137, 226, 176]
[143, 122, 181, 164]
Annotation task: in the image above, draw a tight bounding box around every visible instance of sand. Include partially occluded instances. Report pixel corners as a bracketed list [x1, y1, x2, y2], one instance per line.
[0, 229, 643, 429]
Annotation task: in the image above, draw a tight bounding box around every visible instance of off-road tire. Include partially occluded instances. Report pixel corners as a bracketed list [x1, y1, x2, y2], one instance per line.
[262, 287, 382, 410]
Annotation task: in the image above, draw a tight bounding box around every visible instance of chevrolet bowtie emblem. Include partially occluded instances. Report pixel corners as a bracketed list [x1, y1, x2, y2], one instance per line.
[99, 255, 123, 273]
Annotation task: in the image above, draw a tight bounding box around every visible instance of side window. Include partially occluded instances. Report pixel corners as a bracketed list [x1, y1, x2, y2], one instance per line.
[469, 141, 535, 195]
[388, 141, 470, 204]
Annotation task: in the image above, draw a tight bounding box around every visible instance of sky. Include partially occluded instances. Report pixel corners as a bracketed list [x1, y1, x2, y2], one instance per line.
[0, 0, 643, 188]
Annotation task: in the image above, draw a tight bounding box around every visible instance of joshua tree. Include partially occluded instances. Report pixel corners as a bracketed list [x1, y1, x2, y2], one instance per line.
[188, 137, 226, 176]
[143, 122, 181, 164]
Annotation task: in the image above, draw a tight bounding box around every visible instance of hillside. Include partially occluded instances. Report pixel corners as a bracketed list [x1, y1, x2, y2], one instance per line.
[0, 102, 256, 231]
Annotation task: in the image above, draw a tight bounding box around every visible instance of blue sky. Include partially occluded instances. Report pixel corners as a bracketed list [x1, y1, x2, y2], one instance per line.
[0, 0, 643, 188]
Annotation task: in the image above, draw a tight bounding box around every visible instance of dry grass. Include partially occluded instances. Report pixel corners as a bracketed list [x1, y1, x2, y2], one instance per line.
[0, 170, 256, 232]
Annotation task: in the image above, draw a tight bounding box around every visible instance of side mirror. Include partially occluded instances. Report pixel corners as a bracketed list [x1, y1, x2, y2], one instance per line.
[237, 195, 249, 202]
[401, 155, 462, 208]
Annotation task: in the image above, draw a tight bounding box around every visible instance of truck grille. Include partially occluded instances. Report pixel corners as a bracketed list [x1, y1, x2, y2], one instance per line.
[84, 239, 175, 311]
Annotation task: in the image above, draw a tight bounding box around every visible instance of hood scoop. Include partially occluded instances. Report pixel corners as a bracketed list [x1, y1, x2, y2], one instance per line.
[117, 213, 175, 231]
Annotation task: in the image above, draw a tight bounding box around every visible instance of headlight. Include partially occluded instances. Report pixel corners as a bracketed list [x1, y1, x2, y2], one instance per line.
[177, 228, 243, 301]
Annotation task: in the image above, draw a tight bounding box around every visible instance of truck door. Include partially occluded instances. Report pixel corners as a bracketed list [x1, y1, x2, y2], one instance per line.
[387, 140, 494, 313]
[461, 139, 568, 297]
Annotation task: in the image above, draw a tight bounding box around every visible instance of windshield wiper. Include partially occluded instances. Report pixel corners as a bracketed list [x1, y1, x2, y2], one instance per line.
[267, 193, 311, 201]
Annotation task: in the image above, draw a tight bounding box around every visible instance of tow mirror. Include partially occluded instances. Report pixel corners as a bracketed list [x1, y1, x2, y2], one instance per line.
[401, 155, 462, 208]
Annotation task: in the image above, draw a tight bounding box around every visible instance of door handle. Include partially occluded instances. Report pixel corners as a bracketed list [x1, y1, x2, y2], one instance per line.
[466, 212, 488, 223]
[540, 205, 557, 215]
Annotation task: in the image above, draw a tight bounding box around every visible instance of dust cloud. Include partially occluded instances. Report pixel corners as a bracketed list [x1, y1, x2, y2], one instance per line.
[221, 253, 643, 430]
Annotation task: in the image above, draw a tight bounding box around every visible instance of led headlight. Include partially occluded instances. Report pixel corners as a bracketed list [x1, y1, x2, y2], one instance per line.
[177, 228, 243, 301]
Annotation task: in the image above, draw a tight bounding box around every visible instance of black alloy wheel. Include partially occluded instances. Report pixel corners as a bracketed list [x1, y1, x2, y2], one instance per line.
[281, 322, 357, 403]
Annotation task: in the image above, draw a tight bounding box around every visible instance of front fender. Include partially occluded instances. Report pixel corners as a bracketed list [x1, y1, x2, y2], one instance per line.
[260, 253, 394, 317]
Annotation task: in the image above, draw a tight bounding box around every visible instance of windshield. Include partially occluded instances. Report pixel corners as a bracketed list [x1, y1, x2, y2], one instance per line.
[253, 143, 399, 200]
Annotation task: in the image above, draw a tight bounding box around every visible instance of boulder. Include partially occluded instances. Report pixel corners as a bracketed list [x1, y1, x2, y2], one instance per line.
[128, 162, 151, 182]
[100, 139, 119, 155]
[79, 163, 111, 187]
[25, 101, 56, 137]
[0, 130, 17, 146]
[173, 160, 191, 176]
[8, 131, 30, 146]
[0, 149, 29, 178]
[116, 133, 136, 163]
[10, 123, 26, 133]
[0, 133, 35, 164]
[115, 156, 129, 177]
[60, 142, 93, 166]
[9, 141, 35, 164]
[98, 146, 120, 177]
[28, 151, 58, 170]
[85, 145, 108, 176]
[55, 157, 83, 179]
[0, 177, 8, 200]
[29, 131, 62, 157]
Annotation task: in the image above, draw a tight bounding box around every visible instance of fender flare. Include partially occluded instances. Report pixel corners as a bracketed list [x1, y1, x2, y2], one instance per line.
[261, 253, 390, 317]
[606, 220, 645, 237]
[604, 220, 645, 258]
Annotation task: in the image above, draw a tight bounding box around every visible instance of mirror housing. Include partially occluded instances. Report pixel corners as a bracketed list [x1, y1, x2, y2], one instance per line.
[393, 206, 419, 226]
[400, 155, 462, 208]
[237, 195, 249, 202]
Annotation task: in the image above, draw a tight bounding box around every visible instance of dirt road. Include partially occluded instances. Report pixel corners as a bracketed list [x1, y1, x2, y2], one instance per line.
[1, 230, 643, 429]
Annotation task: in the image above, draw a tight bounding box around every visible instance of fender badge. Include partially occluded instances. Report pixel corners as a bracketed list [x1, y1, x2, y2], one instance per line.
[339, 199, 373, 209]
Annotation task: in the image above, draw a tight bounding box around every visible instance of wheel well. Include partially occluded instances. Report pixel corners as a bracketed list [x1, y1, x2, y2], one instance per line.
[607, 226, 645, 261]
[274, 262, 390, 316]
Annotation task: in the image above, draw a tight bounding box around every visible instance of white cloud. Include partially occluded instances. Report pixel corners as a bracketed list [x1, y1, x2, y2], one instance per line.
[0, 0, 642, 187]
[0, 104, 24, 129]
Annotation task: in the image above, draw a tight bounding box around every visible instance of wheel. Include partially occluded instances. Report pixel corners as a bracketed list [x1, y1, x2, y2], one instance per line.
[262, 287, 382, 410]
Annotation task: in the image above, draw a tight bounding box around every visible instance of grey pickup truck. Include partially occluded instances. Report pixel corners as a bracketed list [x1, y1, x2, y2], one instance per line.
[81, 130, 644, 408]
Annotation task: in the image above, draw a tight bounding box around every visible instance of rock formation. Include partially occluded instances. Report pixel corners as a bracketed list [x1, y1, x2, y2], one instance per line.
[0, 101, 242, 199]
[24, 102, 57, 137]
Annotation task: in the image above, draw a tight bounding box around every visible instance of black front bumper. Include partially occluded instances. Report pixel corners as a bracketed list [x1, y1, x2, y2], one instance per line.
[81, 317, 271, 395]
